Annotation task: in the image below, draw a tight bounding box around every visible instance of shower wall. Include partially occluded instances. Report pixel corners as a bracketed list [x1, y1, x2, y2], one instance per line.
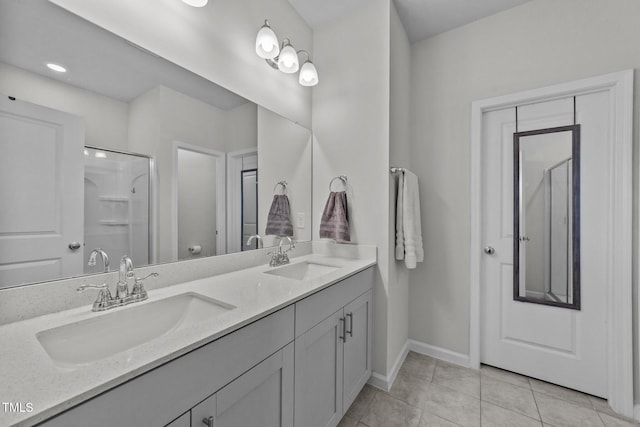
[84, 148, 150, 273]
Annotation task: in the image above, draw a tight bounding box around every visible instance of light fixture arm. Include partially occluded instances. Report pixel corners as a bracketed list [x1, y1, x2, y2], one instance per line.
[297, 50, 312, 62]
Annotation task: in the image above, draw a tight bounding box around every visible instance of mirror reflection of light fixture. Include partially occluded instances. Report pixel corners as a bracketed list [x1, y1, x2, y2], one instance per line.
[181, 0, 208, 7]
[255, 20, 318, 87]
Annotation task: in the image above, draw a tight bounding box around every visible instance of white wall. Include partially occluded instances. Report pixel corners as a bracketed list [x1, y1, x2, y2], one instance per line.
[49, 0, 313, 128]
[257, 106, 312, 247]
[312, 0, 392, 375]
[128, 85, 251, 262]
[388, 3, 411, 373]
[0, 62, 129, 151]
[408, 0, 640, 397]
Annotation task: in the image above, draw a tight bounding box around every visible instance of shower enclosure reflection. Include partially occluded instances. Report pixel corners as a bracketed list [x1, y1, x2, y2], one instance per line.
[514, 125, 580, 309]
[84, 147, 151, 273]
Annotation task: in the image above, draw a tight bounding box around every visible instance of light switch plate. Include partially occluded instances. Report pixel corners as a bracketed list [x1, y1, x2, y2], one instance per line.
[296, 212, 305, 229]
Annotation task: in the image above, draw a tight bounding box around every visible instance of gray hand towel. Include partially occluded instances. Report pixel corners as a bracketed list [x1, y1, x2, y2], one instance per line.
[265, 194, 293, 236]
[319, 191, 350, 242]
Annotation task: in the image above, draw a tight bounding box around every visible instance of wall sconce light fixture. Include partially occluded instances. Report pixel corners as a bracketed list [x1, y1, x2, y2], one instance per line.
[181, 0, 208, 7]
[255, 20, 318, 87]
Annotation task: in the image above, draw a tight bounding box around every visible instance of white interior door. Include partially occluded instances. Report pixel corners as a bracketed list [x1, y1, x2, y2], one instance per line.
[480, 93, 609, 397]
[0, 96, 84, 288]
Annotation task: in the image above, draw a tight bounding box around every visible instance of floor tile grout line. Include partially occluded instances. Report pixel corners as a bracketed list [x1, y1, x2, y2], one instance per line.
[530, 378, 545, 426]
[594, 408, 608, 427]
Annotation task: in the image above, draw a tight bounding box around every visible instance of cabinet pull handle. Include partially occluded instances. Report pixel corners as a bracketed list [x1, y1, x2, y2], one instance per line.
[339, 317, 346, 342]
[202, 416, 214, 426]
[346, 312, 353, 337]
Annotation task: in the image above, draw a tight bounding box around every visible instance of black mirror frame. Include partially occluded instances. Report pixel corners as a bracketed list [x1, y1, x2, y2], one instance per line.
[513, 124, 581, 310]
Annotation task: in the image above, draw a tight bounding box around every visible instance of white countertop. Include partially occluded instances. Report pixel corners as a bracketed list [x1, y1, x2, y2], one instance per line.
[0, 252, 376, 427]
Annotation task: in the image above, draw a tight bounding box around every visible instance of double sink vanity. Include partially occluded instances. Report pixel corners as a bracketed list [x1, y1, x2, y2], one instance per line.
[0, 243, 376, 427]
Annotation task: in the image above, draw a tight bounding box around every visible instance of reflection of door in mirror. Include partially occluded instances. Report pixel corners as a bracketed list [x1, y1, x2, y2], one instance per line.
[175, 144, 226, 260]
[241, 169, 258, 251]
[83, 147, 151, 274]
[514, 125, 579, 309]
[0, 96, 84, 287]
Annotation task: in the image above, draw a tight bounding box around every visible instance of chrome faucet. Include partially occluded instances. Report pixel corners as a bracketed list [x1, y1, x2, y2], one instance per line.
[269, 236, 295, 267]
[246, 234, 264, 249]
[116, 255, 135, 300]
[88, 248, 110, 273]
[77, 255, 158, 312]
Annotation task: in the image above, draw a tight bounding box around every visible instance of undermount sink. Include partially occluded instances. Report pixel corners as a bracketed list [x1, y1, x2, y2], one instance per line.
[264, 261, 341, 281]
[36, 292, 236, 368]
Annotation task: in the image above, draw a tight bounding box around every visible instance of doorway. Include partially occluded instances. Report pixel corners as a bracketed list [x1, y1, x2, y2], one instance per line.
[172, 142, 226, 260]
[469, 71, 634, 417]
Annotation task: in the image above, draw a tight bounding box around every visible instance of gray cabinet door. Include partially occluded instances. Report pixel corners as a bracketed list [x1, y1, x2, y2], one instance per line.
[294, 310, 344, 427]
[191, 343, 294, 427]
[166, 412, 190, 427]
[342, 291, 372, 412]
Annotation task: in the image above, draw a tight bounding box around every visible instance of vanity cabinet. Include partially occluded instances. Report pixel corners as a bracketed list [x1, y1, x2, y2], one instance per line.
[38, 266, 374, 427]
[165, 412, 190, 427]
[294, 268, 373, 427]
[190, 342, 294, 427]
[40, 306, 295, 427]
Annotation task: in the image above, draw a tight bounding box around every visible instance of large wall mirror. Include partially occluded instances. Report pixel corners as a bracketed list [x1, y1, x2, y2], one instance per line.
[513, 124, 580, 309]
[0, 0, 312, 289]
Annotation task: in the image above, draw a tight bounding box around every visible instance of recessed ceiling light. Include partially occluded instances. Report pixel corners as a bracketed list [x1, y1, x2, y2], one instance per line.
[181, 0, 208, 7]
[46, 63, 67, 73]
[95, 152, 107, 159]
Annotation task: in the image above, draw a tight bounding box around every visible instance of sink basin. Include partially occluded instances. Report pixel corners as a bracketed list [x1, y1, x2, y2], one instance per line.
[264, 261, 341, 281]
[36, 292, 235, 368]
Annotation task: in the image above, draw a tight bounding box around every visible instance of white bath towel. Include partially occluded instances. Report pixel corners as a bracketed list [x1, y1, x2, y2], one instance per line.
[397, 170, 424, 269]
[395, 172, 405, 260]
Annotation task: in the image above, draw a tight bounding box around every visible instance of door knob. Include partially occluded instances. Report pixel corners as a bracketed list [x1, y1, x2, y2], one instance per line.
[68, 242, 82, 251]
[484, 246, 495, 255]
[202, 416, 214, 426]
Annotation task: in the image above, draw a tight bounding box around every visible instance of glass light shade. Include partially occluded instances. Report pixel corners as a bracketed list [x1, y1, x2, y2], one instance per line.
[299, 61, 318, 86]
[255, 25, 280, 59]
[278, 43, 299, 74]
[181, 0, 208, 6]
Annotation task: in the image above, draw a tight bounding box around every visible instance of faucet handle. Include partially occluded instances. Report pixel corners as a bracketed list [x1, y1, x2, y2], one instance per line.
[77, 283, 108, 292]
[131, 272, 158, 300]
[77, 283, 113, 311]
[137, 272, 159, 281]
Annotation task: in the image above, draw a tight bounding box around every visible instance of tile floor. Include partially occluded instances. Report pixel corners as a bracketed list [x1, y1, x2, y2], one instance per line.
[339, 352, 640, 427]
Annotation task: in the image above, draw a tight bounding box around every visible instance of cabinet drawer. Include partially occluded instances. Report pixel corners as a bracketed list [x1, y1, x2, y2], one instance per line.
[41, 306, 294, 427]
[295, 267, 373, 337]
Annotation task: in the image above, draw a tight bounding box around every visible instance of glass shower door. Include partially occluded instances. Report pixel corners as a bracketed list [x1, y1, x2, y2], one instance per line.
[83, 147, 151, 272]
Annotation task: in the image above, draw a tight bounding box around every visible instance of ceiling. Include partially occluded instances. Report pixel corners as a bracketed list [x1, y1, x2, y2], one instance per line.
[0, 0, 247, 110]
[288, 0, 532, 43]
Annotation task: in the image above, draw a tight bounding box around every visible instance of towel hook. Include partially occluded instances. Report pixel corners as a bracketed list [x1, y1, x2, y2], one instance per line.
[273, 180, 288, 195]
[329, 175, 348, 192]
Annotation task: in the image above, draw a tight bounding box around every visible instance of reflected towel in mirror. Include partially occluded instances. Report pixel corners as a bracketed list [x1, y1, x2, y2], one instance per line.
[265, 195, 294, 236]
[320, 191, 350, 242]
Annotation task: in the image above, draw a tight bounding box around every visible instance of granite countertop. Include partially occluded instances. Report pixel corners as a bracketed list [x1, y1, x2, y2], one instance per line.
[0, 252, 376, 427]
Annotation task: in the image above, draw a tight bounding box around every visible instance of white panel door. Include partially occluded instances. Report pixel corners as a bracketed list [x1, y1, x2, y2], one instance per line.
[0, 96, 84, 288]
[481, 93, 609, 397]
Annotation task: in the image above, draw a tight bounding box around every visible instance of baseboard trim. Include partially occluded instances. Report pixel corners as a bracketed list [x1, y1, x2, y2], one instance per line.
[368, 339, 473, 391]
[368, 341, 409, 391]
[408, 339, 472, 368]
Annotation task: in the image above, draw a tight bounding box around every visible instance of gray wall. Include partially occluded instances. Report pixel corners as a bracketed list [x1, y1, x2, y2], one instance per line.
[408, 0, 640, 398]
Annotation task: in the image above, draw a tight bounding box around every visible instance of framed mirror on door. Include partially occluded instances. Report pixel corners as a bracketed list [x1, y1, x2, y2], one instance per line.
[513, 124, 581, 309]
